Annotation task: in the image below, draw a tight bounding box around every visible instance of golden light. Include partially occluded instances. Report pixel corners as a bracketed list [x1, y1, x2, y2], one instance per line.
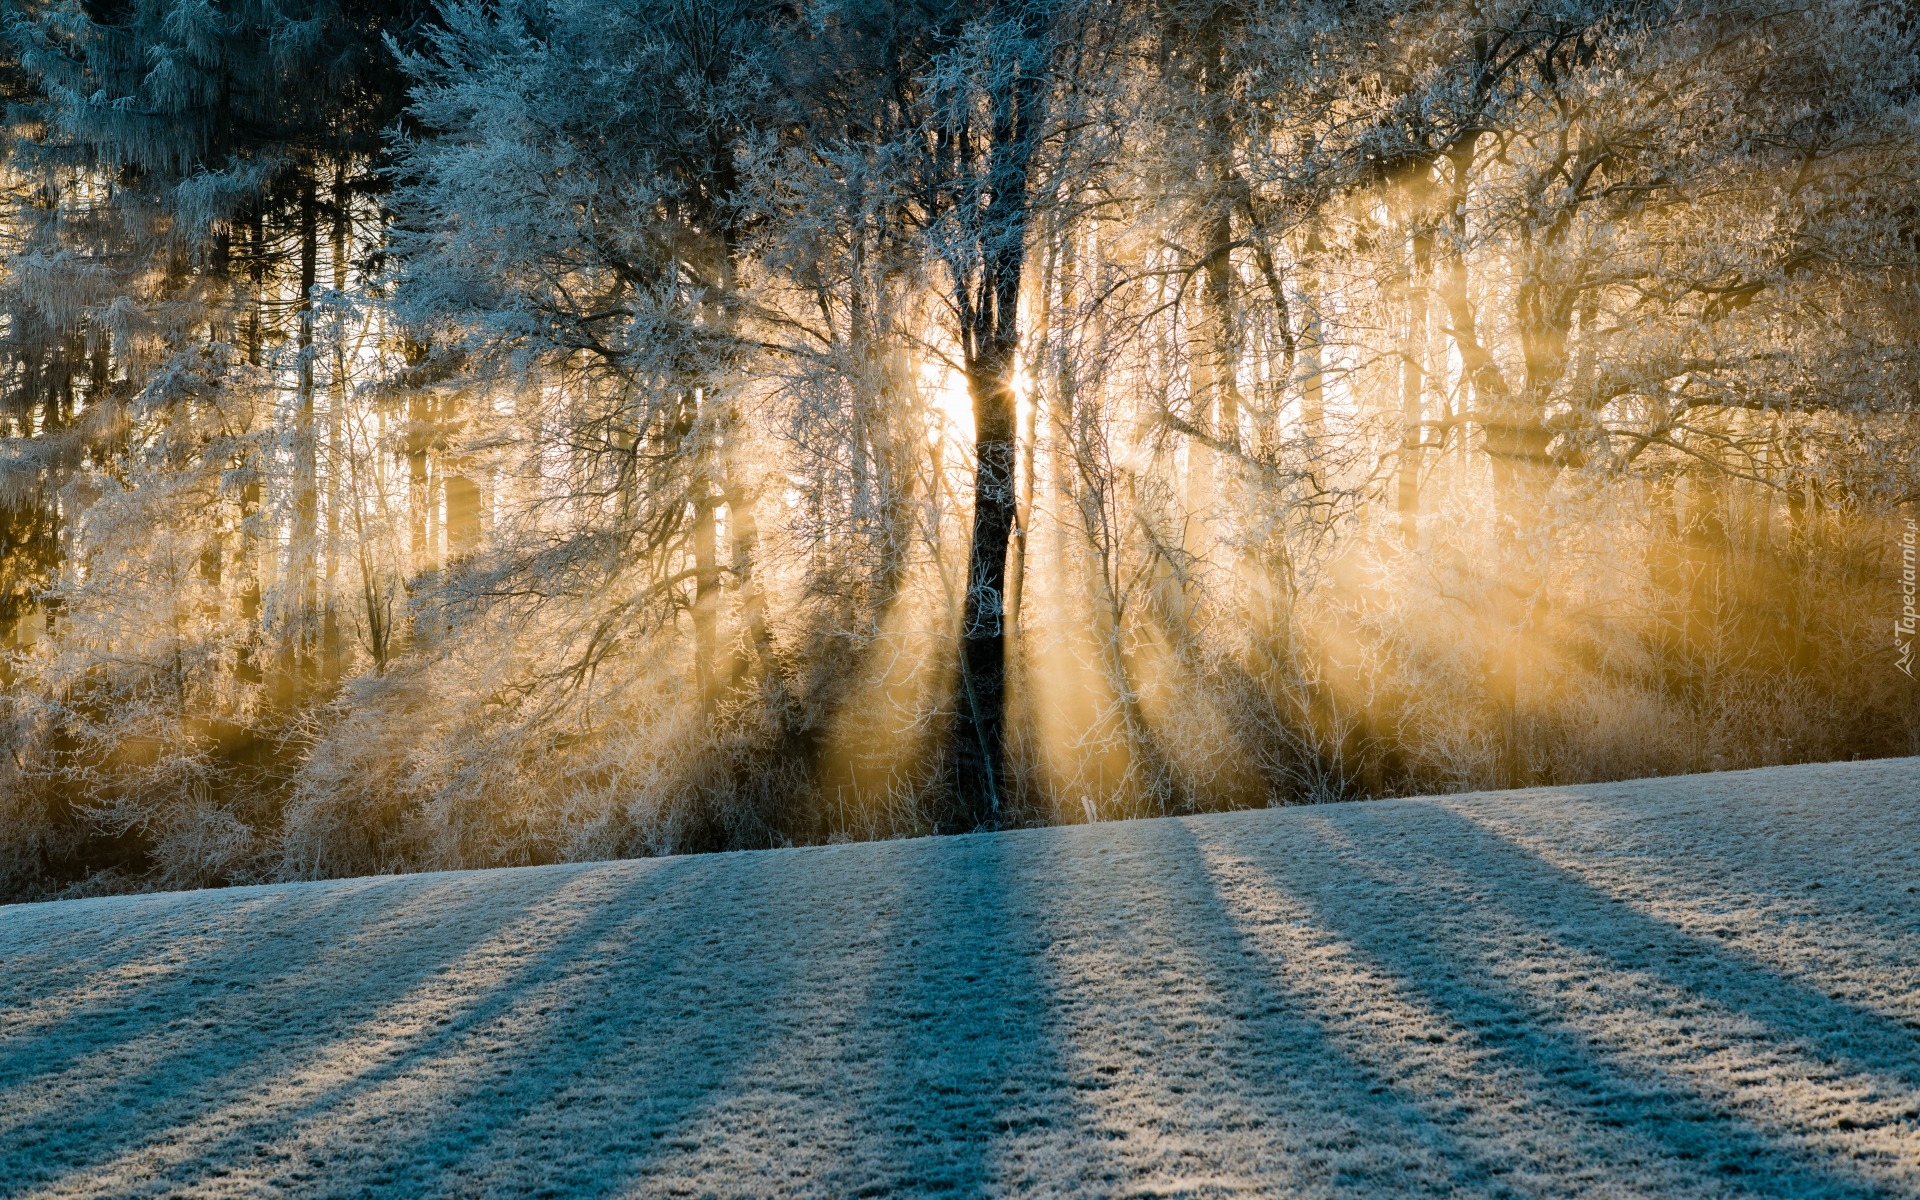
[916, 352, 1040, 453]
[922, 361, 975, 443]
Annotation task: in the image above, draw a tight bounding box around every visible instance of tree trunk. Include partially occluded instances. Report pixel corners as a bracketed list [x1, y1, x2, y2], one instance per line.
[1300, 225, 1326, 444]
[1006, 237, 1049, 641]
[288, 169, 320, 702]
[953, 63, 1041, 829]
[711, 246, 773, 688]
[324, 161, 349, 682]
[692, 441, 720, 703]
[236, 207, 265, 683]
[1398, 232, 1430, 544]
[959, 344, 1019, 826]
[1186, 7, 1242, 554]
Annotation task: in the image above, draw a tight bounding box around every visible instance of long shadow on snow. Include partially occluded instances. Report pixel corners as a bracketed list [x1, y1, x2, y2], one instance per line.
[154, 858, 739, 1196]
[1418, 802, 1920, 1092]
[1210, 810, 1894, 1197]
[0, 878, 424, 1088]
[426, 832, 1080, 1198]
[0, 886, 312, 1014]
[0, 865, 626, 1194]
[847, 828, 1089, 1197]
[842, 821, 1517, 1197]
[343, 849, 835, 1197]
[1112, 821, 1530, 1196]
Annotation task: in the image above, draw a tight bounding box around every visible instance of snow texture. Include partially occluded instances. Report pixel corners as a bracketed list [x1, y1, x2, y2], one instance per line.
[3, 758, 1920, 1198]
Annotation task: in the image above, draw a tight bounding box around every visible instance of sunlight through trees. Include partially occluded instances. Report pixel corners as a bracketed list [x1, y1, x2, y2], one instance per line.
[0, 0, 1916, 898]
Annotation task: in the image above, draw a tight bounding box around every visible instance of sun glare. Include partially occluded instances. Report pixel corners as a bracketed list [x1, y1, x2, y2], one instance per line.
[923, 361, 975, 443]
[922, 356, 1035, 446]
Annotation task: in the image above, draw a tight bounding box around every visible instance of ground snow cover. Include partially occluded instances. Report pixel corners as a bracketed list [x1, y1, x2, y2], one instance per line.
[3, 761, 1920, 1198]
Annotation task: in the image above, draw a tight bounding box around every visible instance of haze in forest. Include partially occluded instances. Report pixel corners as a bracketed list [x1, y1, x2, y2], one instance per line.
[0, 0, 1916, 901]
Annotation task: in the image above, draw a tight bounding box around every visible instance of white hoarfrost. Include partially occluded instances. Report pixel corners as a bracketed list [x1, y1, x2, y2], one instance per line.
[3, 759, 1920, 1198]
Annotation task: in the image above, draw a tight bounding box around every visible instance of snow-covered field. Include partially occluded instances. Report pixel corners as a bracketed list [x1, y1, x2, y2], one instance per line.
[4, 760, 1920, 1199]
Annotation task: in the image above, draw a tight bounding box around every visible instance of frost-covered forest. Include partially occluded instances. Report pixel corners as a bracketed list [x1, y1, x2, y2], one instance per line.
[0, 0, 1916, 901]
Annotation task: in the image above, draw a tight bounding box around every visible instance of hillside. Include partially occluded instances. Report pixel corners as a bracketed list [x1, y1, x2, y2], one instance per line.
[4, 759, 1920, 1198]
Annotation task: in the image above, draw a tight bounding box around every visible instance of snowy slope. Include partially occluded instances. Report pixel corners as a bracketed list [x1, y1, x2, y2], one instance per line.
[3, 760, 1920, 1199]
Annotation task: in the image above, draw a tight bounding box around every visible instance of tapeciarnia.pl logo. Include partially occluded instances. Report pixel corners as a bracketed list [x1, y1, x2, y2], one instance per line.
[1899, 517, 1917, 678]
